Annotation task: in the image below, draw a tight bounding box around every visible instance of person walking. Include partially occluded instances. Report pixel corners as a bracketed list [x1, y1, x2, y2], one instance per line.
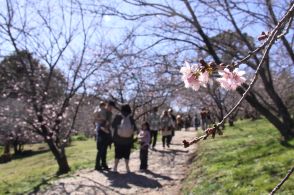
[200, 107, 209, 130]
[194, 113, 200, 131]
[148, 107, 160, 149]
[160, 110, 173, 148]
[93, 100, 115, 171]
[168, 108, 176, 140]
[184, 114, 192, 131]
[138, 122, 151, 171]
[176, 114, 184, 131]
[112, 104, 137, 173]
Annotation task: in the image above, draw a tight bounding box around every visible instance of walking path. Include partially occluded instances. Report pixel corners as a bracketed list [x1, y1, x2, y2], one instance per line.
[35, 129, 197, 195]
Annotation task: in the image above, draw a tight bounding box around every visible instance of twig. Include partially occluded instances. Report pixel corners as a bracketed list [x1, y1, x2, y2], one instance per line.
[269, 166, 294, 195]
[277, 11, 293, 39]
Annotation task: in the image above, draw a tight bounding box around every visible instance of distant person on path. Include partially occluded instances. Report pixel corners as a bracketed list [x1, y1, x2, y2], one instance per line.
[148, 107, 160, 149]
[93, 100, 115, 171]
[160, 110, 173, 148]
[194, 113, 200, 131]
[168, 108, 176, 141]
[200, 107, 210, 130]
[184, 114, 192, 131]
[176, 114, 184, 130]
[112, 104, 137, 173]
[138, 122, 151, 171]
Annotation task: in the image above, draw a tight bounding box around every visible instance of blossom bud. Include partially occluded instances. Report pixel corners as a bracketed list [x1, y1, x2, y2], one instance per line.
[199, 59, 208, 68]
[209, 61, 217, 68]
[258, 31, 269, 41]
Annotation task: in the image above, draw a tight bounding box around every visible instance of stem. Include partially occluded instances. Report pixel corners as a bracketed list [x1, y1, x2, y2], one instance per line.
[269, 167, 294, 195]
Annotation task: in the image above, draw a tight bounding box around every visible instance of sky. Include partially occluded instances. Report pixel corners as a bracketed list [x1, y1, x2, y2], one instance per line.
[0, 0, 288, 60]
[0, 0, 292, 103]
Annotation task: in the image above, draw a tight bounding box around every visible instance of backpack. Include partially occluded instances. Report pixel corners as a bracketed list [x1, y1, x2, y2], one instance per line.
[117, 115, 134, 138]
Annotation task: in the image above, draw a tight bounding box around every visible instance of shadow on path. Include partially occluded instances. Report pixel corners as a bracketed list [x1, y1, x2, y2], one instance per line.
[155, 148, 189, 154]
[143, 169, 173, 181]
[104, 171, 162, 189]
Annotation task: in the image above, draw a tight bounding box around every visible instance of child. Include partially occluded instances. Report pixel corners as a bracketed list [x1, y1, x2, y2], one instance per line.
[137, 122, 151, 171]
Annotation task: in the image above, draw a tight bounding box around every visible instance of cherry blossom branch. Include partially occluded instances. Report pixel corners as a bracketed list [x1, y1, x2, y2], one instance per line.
[269, 166, 294, 195]
[183, 3, 294, 148]
[277, 10, 293, 39]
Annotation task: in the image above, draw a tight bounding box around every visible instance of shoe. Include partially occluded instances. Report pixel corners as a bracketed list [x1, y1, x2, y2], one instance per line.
[102, 165, 110, 171]
[95, 166, 102, 171]
[102, 165, 110, 170]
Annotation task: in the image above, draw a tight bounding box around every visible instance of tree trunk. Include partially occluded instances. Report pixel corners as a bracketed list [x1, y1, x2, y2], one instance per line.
[229, 117, 234, 126]
[46, 139, 70, 175]
[237, 86, 294, 140]
[13, 143, 18, 155]
[0, 141, 12, 163]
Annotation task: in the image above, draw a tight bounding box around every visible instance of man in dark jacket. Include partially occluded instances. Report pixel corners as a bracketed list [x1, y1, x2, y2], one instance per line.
[94, 100, 115, 171]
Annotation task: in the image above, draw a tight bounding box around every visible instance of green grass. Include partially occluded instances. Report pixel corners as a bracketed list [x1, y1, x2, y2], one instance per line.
[0, 138, 116, 194]
[181, 119, 294, 195]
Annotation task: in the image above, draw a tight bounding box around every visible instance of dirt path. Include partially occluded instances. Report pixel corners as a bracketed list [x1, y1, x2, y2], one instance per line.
[35, 129, 197, 195]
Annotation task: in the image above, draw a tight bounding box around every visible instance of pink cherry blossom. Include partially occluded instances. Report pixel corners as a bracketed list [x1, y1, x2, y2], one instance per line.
[180, 61, 201, 91]
[187, 74, 201, 91]
[199, 71, 210, 87]
[216, 68, 246, 90]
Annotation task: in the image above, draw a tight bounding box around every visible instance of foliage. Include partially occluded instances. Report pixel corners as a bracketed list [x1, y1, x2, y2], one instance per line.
[0, 50, 67, 100]
[181, 119, 294, 194]
[0, 51, 66, 149]
[70, 133, 89, 141]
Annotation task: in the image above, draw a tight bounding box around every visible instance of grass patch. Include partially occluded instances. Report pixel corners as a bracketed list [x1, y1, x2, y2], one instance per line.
[181, 119, 294, 195]
[0, 138, 119, 194]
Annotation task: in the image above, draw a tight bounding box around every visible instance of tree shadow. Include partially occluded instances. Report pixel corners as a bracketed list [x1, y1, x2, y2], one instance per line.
[170, 143, 185, 146]
[105, 171, 162, 189]
[26, 175, 58, 195]
[12, 149, 50, 160]
[155, 148, 189, 154]
[143, 169, 173, 181]
[29, 177, 120, 195]
[78, 175, 126, 195]
[280, 141, 294, 148]
[0, 149, 51, 164]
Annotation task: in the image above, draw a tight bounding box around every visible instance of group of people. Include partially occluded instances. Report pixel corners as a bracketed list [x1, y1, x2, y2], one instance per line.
[92, 101, 177, 173]
[175, 107, 212, 131]
[149, 107, 176, 149]
[93, 101, 135, 172]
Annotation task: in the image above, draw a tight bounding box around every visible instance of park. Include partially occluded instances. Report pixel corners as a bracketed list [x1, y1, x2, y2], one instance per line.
[0, 0, 293, 194]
